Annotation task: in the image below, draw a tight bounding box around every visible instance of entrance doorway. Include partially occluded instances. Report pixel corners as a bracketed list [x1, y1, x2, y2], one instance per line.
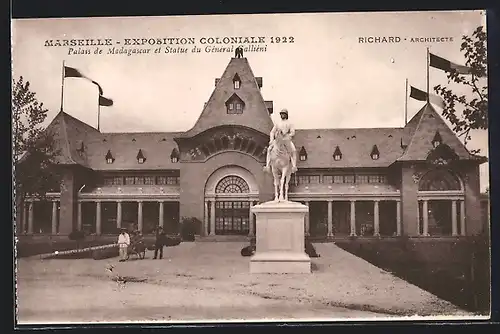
[215, 201, 250, 235]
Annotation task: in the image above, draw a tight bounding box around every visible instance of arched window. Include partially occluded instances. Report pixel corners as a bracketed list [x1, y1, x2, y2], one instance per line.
[215, 175, 250, 193]
[419, 169, 462, 191]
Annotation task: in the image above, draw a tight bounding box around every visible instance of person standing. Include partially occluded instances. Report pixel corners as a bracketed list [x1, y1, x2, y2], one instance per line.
[153, 226, 167, 260]
[117, 228, 130, 262]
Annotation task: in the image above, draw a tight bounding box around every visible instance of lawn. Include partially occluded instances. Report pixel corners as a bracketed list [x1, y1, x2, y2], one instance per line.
[16, 242, 474, 324]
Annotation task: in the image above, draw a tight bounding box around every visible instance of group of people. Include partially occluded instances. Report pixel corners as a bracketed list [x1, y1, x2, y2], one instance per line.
[117, 225, 168, 261]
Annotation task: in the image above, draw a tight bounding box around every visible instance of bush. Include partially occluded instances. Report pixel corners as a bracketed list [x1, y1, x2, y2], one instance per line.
[68, 230, 86, 249]
[92, 247, 119, 260]
[241, 245, 255, 257]
[305, 240, 320, 257]
[180, 217, 201, 242]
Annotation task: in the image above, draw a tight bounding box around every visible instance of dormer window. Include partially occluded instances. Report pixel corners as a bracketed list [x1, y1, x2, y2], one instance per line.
[299, 146, 307, 161]
[105, 150, 114, 164]
[225, 93, 245, 114]
[136, 149, 146, 164]
[233, 74, 241, 90]
[370, 145, 380, 160]
[333, 146, 342, 161]
[432, 131, 442, 148]
[170, 148, 179, 163]
[76, 141, 85, 155]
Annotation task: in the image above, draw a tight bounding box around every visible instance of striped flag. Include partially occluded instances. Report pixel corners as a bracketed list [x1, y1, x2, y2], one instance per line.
[410, 86, 445, 109]
[64, 66, 113, 107]
[429, 53, 472, 75]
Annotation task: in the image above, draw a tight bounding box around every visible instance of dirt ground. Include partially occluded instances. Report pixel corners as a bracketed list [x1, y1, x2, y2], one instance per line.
[16, 242, 472, 324]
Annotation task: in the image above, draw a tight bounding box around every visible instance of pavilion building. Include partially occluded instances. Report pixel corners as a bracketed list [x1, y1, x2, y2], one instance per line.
[17, 56, 489, 240]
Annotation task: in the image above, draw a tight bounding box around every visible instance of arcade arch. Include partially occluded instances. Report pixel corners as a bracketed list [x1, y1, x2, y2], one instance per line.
[204, 165, 259, 236]
[417, 168, 465, 237]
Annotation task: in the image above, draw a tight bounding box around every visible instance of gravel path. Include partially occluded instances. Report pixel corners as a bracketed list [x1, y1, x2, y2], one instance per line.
[16, 242, 471, 323]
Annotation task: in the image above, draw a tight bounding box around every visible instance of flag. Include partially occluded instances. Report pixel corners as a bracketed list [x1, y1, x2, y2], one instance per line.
[409, 86, 445, 109]
[429, 53, 472, 75]
[64, 66, 104, 94]
[99, 95, 113, 107]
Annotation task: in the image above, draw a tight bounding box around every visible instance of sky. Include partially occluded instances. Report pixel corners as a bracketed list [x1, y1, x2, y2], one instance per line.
[11, 10, 489, 191]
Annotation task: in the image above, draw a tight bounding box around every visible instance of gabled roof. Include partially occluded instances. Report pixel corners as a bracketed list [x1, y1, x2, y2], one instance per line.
[178, 57, 273, 138]
[85, 132, 182, 170]
[398, 102, 478, 161]
[46, 111, 101, 166]
[293, 127, 405, 168]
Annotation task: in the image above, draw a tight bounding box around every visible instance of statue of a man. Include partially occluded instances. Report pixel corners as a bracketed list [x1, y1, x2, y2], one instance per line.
[264, 108, 298, 173]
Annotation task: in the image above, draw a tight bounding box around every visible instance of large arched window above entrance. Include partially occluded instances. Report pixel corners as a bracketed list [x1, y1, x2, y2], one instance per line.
[215, 175, 250, 193]
[418, 169, 462, 191]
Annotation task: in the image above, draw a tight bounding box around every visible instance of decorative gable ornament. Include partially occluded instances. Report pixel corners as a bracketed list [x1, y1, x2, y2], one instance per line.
[426, 143, 459, 166]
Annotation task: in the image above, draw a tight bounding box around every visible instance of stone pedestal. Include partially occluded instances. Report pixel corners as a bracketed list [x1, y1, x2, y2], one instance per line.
[250, 200, 311, 274]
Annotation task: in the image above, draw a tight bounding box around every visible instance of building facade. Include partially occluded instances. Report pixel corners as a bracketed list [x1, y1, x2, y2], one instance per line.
[18, 56, 489, 239]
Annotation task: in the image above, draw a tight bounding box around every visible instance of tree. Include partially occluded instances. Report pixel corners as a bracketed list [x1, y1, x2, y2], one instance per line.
[434, 26, 487, 153]
[12, 76, 60, 220]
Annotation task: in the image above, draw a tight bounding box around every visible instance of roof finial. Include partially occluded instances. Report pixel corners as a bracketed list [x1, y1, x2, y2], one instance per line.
[235, 45, 244, 58]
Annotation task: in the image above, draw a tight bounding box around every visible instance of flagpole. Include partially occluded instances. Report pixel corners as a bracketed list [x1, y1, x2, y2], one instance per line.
[97, 94, 101, 132]
[405, 78, 408, 125]
[60, 60, 65, 112]
[426, 47, 430, 103]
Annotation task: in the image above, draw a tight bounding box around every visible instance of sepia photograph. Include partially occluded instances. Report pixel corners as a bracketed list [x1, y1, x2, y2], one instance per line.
[12, 9, 490, 324]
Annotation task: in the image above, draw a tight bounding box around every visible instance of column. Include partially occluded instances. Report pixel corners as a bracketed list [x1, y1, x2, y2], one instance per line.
[203, 201, 209, 236]
[396, 200, 402, 236]
[117, 201, 123, 229]
[304, 201, 310, 236]
[137, 201, 143, 232]
[460, 200, 466, 236]
[451, 200, 458, 236]
[210, 200, 216, 236]
[350, 200, 356, 236]
[77, 201, 82, 231]
[96, 201, 102, 235]
[158, 201, 164, 228]
[249, 201, 255, 237]
[416, 200, 420, 235]
[28, 201, 34, 234]
[373, 200, 380, 237]
[327, 200, 333, 237]
[51, 200, 58, 234]
[22, 202, 28, 234]
[422, 200, 429, 236]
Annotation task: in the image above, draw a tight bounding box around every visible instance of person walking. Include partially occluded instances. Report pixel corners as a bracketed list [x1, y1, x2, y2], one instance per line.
[117, 228, 130, 262]
[153, 226, 167, 260]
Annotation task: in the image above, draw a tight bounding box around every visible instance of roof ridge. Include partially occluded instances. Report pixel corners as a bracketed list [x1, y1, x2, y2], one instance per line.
[61, 111, 100, 133]
[243, 57, 273, 125]
[400, 102, 429, 158]
[59, 112, 78, 164]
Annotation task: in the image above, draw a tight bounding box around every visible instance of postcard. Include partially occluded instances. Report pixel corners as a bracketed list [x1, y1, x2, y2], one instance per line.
[12, 10, 490, 324]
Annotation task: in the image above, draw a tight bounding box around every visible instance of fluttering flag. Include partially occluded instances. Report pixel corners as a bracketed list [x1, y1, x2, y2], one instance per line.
[64, 66, 105, 95]
[429, 53, 472, 75]
[409, 86, 445, 109]
[64, 65, 113, 107]
[99, 95, 114, 107]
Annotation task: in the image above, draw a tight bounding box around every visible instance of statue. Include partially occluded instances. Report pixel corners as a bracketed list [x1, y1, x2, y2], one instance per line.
[263, 109, 298, 202]
[235, 45, 244, 58]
